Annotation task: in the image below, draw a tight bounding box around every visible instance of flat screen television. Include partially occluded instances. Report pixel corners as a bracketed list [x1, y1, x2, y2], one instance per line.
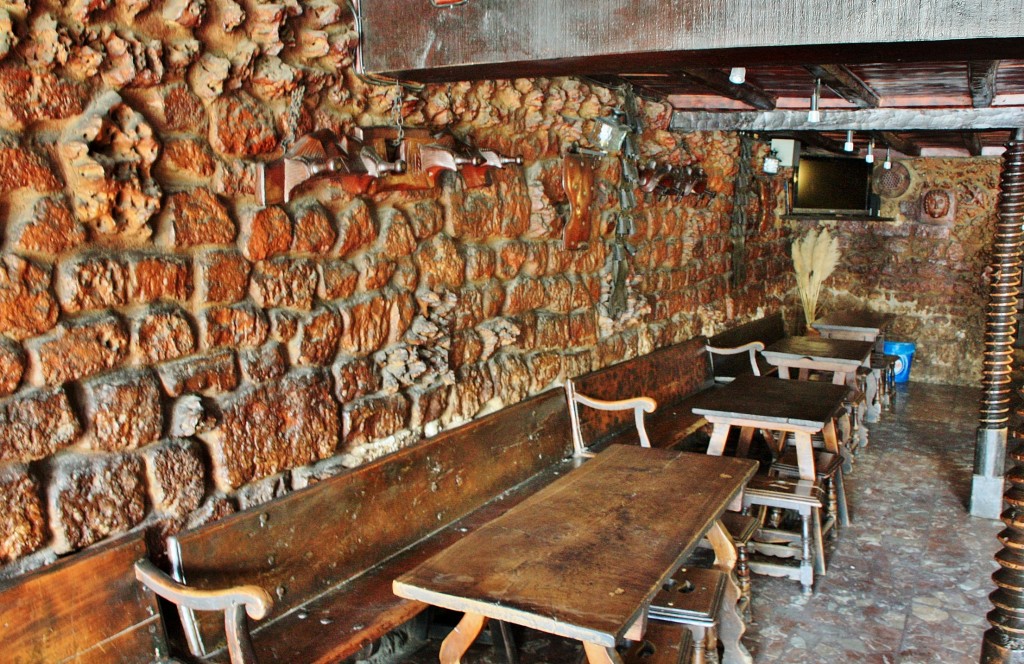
[791, 155, 877, 216]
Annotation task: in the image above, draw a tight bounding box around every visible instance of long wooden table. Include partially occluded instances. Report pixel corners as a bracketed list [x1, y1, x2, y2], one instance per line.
[393, 445, 758, 664]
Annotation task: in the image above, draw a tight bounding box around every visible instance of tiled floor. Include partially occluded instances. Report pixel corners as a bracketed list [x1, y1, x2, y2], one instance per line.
[398, 382, 1002, 663]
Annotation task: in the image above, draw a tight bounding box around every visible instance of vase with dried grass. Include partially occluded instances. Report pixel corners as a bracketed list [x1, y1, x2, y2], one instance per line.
[792, 227, 840, 331]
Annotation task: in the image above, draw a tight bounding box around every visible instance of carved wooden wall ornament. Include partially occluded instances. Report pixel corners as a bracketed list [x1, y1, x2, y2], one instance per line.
[562, 152, 595, 250]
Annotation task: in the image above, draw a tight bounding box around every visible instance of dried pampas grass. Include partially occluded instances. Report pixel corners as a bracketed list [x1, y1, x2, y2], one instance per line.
[792, 228, 840, 327]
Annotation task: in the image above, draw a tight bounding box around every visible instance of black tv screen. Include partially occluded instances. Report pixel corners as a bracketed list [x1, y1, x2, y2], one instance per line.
[792, 155, 874, 214]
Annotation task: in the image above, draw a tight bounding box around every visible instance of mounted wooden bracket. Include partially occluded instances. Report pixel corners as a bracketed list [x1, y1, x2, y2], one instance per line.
[562, 151, 596, 250]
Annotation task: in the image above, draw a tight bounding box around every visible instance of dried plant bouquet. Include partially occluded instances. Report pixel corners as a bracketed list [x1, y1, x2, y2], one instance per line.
[792, 227, 840, 328]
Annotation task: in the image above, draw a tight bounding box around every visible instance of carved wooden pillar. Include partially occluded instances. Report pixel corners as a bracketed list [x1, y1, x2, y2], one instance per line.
[981, 129, 1024, 663]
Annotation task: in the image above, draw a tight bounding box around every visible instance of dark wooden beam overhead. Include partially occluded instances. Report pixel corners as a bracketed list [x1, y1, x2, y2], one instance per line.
[804, 64, 880, 108]
[874, 131, 921, 156]
[359, 0, 1024, 81]
[671, 107, 1024, 132]
[678, 68, 777, 110]
[963, 132, 985, 156]
[969, 60, 1000, 108]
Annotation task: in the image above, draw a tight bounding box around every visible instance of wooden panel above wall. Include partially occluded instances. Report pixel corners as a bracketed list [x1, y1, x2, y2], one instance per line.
[359, 0, 1024, 81]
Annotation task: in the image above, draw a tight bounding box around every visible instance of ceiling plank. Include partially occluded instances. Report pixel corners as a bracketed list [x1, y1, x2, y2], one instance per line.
[671, 107, 1024, 132]
[360, 0, 1024, 81]
[804, 64, 880, 108]
[678, 68, 777, 110]
[963, 132, 984, 156]
[969, 60, 1000, 108]
[874, 131, 921, 156]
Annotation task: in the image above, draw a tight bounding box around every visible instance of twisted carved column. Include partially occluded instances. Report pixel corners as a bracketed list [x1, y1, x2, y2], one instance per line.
[981, 130, 1024, 663]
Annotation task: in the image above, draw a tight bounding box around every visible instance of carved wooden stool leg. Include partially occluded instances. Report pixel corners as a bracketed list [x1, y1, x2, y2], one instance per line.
[826, 477, 839, 540]
[735, 542, 751, 619]
[800, 513, 814, 595]
[688, 626, 707, 664]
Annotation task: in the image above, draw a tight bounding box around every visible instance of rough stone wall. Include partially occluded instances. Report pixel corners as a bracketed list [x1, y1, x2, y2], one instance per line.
[786, 157, 1000, 386]
[0, 0, 788, 575]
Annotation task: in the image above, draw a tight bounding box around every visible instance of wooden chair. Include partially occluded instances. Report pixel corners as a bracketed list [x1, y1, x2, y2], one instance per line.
[649, 567, 726, 664]
[621, 622, 694, 664]
[705, 341, 765, 383]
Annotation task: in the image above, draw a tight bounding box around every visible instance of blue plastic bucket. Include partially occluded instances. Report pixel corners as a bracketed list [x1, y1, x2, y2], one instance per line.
[883, 341, 916, 383]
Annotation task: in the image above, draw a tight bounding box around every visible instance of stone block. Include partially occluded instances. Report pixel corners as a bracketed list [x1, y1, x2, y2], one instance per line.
[453, 189, 497, 240]
[168, 394, 205, 438]
[157, 349, 239, 397]
[332, 198, 377, 258]
[238, 342, 288, 383]
[129, 253, 193, 304]
[569, 311, 599, 346]
[318, 259, 358, 301]
[288, 306, 343, 366]
[198, 370, 339, 490]
[198, 302, 268, 350]
[250, 257, 317, 310]
[489, 353, 529, 406]
[193, 248, 251, 304]
[157, 188, 236, 249]
[504, 277, 546, 316]
[154, 84, 208, 134]
[55, 252, 131, 314]
[0, 142, 63, 193]
[235, 473, 290, 511]
[0, 254, 59, 340]
[409, 384, 449, 430]
[50, 453, 147, 553]
[268, 308, 301, 344]
[77, 368, 163, 452]
[401, 199, 444, 240]
[343, 393, 409, 448]
[526, 351, 563, 393]
[292, 203, 337, 255]
[0, 336, 25, 397]
[496, 241, 528, 280]
[415, 234, 465, 290]
[0, 386, 81, 463]
[376, 208, 416, 260]
[0, 466, 46, 565]
[159, 138, 216, 182]
[238, 205, 292, 261]
[463, 244, 496, 282]
[142, 439, 205, 519]
[209, 92, 278, 158]
[443, 364, 495, 425]
[562, 349, 594, 379]
[543, 275, 573, 313]
[6, 196, 86, 256]
[339, 292, 414, 355]
[331, 357, 381, 403]
[25, 312, 129, 386]
[357, 252, 397, 291]
[449, 330, 484, 370]
[128, 304, 196, 364]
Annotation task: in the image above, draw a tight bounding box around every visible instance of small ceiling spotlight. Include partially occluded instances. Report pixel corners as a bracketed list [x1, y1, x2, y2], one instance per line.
[807, 78, 821, 123]
[865, 139, 875, 164]
[844, 131, 855, 152]
[883, 146, 892, 170]
[729, 67, 746, 85]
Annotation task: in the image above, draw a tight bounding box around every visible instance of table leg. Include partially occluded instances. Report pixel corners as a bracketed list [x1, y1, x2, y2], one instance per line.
[583, 642, 624, 664]
[706, 423, 730, 457]
[706, 520, 753, 664]
[793, 432, 815, 481]
[439, 612, 488, 664]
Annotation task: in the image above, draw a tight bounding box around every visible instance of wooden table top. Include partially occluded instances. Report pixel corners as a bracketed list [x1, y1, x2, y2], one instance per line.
[812, 310, 896, 334]
[762, 336, 874, 364]
[393, 445, 757, 648]
[689, 375, 850, 428]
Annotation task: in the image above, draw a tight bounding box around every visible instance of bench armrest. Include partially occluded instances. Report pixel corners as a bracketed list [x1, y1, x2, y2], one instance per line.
[565, 380, 658, 456]
[705, 341, 765, 378]
[135, 559, 273, 664]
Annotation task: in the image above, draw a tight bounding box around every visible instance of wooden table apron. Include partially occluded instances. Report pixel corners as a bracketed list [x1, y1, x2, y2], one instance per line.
[761, 336, 874, 386]
[689, 375, 850, 480]
[392, 445, 757, 661]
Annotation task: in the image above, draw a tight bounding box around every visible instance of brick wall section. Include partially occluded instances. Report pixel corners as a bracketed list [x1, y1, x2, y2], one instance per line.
[0, 1, 790, 575]
[786, 157, 999, 385]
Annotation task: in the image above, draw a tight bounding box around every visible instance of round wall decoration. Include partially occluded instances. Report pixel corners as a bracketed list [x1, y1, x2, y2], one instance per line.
[873, 162, 912, 198]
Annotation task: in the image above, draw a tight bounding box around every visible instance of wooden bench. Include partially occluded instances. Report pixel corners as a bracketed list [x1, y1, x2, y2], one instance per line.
[0, 531, 173, 664]
[707, 312, 786, 382]
[136, 388, 574, 664]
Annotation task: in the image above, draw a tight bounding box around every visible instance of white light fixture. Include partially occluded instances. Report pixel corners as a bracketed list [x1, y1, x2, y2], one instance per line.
[729, 67, 746, 85]
[844, 131, 854, 152]
[763, 150, 780, 174]
[865, 139, 875, 164]
[807, 78, 821, 123]
[883, 146, 892, 170]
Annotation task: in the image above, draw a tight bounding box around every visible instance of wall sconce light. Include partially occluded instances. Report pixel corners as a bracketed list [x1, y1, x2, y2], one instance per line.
[763, 150, 781, 174]
[844, 131, 855, 152]
[590, 115, 631, 154]
[729, 67, 746, 85]
[883, 146, 892, 170]
[807, 78, 821, 123]
[865, 139, 875, 164]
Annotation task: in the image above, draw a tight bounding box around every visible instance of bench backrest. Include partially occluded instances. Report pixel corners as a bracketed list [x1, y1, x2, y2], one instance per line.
[707, 313, 786, 379]
[571, 336, 714, 447]
[0, 531, 167, 664]
[170, 387, 572, 654]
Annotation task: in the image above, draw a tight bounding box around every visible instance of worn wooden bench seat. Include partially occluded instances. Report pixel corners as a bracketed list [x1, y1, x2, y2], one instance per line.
[707, 312, 786, 381]
[138, 388, 573, 664]
[0, 531, 173, 664]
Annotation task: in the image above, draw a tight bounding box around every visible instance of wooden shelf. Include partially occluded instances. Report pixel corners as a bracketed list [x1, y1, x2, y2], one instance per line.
[782, 213, 896, 222]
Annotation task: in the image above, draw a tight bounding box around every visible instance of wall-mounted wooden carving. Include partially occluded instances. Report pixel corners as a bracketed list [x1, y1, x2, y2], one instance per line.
[562, 152, 595, 250]
[919, 188, 955, 224]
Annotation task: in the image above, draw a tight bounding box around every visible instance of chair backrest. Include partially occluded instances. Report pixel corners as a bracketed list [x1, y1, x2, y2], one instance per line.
[705, 341, 765, 382]
[707, 313, 786, 379]
[565, 379, 656, 456]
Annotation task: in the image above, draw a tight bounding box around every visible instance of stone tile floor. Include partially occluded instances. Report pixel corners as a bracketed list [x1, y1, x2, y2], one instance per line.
[400, 382, 1001, 663]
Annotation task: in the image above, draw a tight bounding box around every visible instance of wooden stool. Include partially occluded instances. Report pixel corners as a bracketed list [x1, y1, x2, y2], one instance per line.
[718, 511, 759, 618]
[772, 448, 849, 538]
[621, 623, 694, 664]
[871, 352, 898, 411]
[742, 475, 825, 594]
[649, 567, 727, 664]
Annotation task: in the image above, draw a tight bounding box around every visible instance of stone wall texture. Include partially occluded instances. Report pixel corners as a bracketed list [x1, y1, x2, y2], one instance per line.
[786, 157, 1000, 386]
[0, 0, 802, 575]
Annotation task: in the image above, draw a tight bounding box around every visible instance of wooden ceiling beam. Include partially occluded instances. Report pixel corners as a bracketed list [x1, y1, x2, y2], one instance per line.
[963, 132, 984, 156]
[873, 131, 921, 156]
[776, 131, 847, 154]
[678, 68, 777, 111]
[969, 60, 1000, 108]
[671, 107, 1024, 132]
[804, 64, 880, 108]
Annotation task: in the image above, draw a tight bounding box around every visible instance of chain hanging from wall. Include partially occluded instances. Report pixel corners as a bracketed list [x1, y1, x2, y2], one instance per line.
[607, 84, 643, 318]
[730, 134, 755, 288]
